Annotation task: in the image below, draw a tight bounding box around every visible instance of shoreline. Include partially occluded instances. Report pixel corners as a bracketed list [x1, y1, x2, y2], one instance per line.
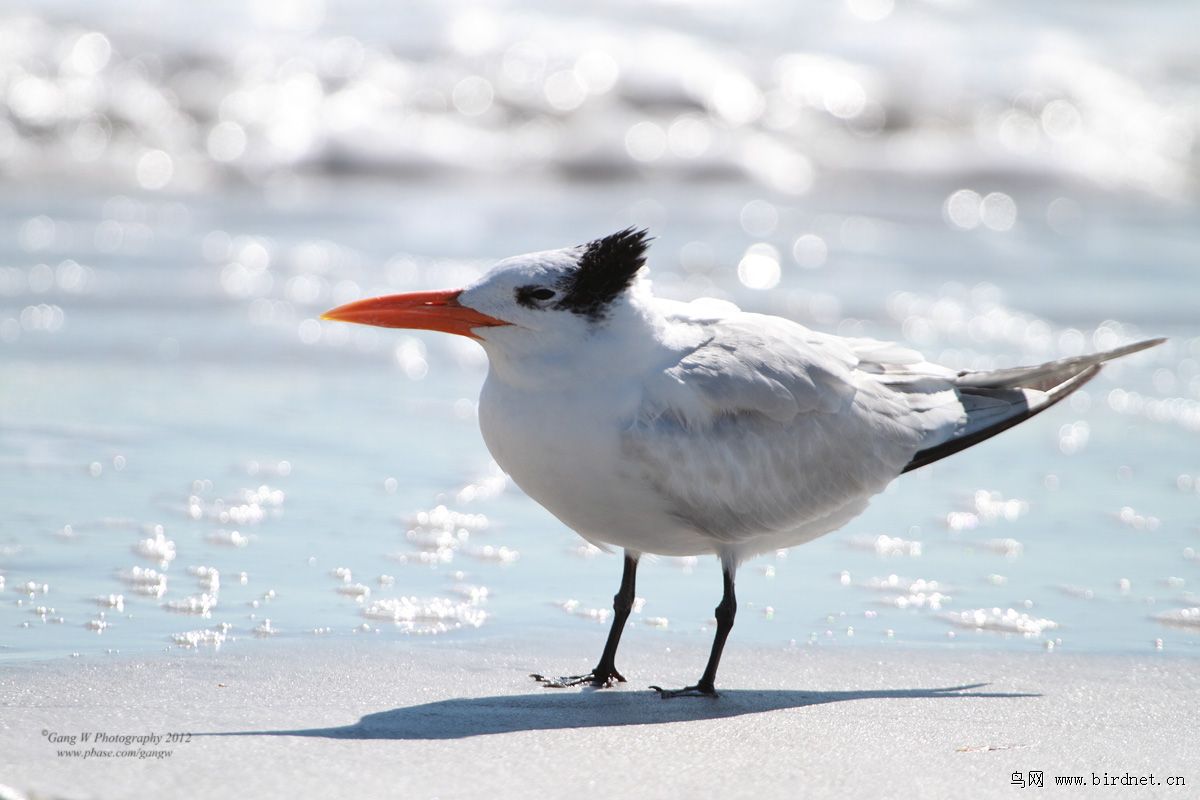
[2, 636, 1197, 798]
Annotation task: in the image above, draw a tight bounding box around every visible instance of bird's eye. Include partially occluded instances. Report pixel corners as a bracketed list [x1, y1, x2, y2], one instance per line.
[516, 285, 557, 307]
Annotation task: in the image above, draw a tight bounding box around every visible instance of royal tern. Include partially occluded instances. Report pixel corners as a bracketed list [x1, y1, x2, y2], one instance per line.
[323, 228, 1162, 697]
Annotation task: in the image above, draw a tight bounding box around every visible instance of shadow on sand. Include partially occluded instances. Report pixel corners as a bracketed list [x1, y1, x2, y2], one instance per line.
[204, 682, 1037, 740]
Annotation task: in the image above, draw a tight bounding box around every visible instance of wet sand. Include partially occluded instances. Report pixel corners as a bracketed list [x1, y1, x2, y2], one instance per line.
[2, 635, 1197, 799]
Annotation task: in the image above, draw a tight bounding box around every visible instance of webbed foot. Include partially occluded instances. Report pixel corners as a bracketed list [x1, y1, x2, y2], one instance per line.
[531, 667, 626, 689]
[649, 682, 719, 699]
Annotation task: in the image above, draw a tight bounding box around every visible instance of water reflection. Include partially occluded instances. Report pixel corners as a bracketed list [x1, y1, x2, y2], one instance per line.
[0, 2, 1196, 663]
[0, 4, 1194, 195]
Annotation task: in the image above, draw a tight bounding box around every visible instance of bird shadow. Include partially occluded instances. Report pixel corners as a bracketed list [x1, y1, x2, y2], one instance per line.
[202, 682, 1037, 741]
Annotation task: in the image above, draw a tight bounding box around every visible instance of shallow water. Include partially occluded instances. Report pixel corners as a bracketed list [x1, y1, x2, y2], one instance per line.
[1, 2, 1198, 664]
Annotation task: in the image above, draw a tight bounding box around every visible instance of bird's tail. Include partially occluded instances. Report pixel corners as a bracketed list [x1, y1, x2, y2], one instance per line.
[902, 337, 1165, 473]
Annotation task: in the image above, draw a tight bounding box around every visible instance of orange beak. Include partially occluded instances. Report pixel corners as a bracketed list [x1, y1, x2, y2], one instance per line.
[320, 290, 509, 339]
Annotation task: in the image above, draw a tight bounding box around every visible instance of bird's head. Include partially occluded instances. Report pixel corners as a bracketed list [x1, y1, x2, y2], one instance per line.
[321, 228, 653, 352]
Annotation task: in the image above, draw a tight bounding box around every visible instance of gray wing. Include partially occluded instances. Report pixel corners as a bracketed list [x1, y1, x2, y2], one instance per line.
[625, 315, 961, 552]
[902, 337, 1165, 472]
[626, 311, 1162, 554]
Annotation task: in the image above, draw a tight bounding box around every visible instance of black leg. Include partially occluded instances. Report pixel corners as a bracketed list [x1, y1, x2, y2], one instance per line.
[591, 551, 638, 683]
[652, 559, 737, 698]
[532, 551, 639, 689]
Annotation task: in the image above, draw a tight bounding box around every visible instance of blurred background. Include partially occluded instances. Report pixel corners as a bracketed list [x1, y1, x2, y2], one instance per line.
[1, 0, 1197, 663]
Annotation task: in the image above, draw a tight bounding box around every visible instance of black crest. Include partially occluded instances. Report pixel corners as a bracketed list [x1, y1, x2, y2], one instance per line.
[555, 228, 651, 319]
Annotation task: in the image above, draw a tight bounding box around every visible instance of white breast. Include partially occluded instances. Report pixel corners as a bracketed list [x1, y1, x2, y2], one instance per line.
[477, 370, 708, 556]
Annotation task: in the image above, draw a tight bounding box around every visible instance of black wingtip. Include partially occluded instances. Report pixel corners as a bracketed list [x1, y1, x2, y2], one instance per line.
[902, 364, 1101, 474]
[1113, 337, 1167, 357]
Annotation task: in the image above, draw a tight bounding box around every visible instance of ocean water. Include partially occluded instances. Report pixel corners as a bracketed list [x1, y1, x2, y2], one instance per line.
[1, 1, 1198, 665]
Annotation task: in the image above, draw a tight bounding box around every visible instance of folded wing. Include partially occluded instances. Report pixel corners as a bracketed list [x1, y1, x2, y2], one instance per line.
[625, 309, 1161, 555]
[626, 314, 948, 552]
[901, 337, 1164, 472]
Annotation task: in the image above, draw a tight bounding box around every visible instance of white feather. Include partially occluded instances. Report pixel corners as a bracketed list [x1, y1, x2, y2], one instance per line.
[468, 256, 1161, 562]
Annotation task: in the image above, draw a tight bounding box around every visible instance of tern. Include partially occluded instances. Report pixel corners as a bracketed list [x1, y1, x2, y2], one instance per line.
[323, 228, 1162, 697]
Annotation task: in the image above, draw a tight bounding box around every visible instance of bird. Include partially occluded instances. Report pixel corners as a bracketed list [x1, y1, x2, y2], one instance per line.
[322, 228, 1163, 698]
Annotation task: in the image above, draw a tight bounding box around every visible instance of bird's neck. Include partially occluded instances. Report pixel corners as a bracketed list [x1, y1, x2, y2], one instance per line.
[481, 294, 686, 392]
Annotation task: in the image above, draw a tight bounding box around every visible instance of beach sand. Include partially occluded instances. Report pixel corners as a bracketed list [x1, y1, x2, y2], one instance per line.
[2, 635, 1197, 799]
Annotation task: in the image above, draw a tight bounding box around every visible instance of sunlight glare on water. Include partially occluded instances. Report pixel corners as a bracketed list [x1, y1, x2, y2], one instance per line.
[0, 0, 1198, 664]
